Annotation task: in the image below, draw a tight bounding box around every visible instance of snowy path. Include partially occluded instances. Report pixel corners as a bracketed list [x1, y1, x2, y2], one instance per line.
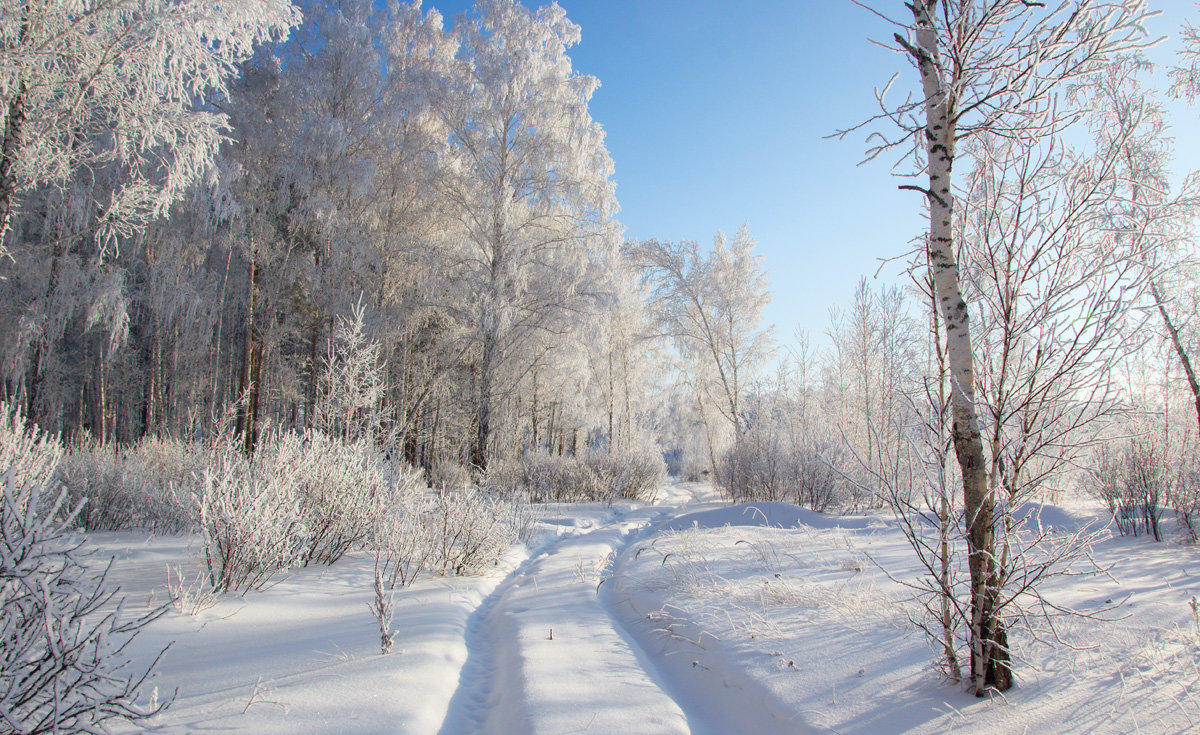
[96, 482, 813, 735]
[437, 483, 710, 735]
[87, 487, 1200, 734]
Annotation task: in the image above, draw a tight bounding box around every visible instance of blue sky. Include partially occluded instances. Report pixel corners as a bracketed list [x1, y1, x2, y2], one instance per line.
[426, 0, 1200, 350]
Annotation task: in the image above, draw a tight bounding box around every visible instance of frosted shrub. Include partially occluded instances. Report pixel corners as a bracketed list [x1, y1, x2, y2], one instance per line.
[57, 442, 126, 529]
[0, 404, 62, 495]
[371, 466, 435, 589]
[500, 450, 664, 503]
[520, 452, 606, 502]
[793, 440, 848, 512]
[1092, 439, 1165, 541]
[368, 464, 432, 654]
[429, 459, 472, 492]
[195, 448, 306, 593]
[59, 437, 195, 534]
[477, 457, 523, 496]
[431, 486, 519, 576]
[255, 431, 390, 566]
[717, 435, 846, 512]
[126, 436, 205, 497]
[505, 491, 540, 545]
[195, 429, 426, 592]
[584, 450, 666, 502]
[0, 403, 166, 733]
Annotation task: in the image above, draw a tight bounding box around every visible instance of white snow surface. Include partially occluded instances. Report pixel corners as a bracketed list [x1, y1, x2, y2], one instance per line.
[88, 482, 1200, 734]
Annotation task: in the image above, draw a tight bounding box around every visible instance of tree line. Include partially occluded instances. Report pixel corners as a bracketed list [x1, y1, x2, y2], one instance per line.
[0, 0, 662, 474]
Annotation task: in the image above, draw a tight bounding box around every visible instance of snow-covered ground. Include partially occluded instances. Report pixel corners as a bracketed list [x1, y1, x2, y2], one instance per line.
[91, 482, 1200, 734]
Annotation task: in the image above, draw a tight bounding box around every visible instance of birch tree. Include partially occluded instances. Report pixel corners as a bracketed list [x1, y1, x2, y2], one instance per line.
[850, 0, 1151, 694]
[636, 226, 774, 473]
[0, 0, 300, 257]
[437, 0, 618, 470]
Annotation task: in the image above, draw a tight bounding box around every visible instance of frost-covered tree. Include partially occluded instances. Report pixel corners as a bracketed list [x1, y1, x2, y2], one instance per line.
[314, 302, 386, 445]
[1171, 4, 1200, 103]
[437, 0, 618, 470]
[1094, 53, 1200, 440]
[825, 277, 918, 504]
[0, 0, 300, 257]
[0, 0, 630, 471]
[214, 0, 455, 452]
[636, 227, 774, 472]
[849, 0, 1152, 694]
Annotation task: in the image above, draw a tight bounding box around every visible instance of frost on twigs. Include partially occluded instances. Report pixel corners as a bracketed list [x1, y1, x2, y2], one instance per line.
[368, 569, 397, 655]
[58, 437, 197, 534]
[430, 485, 522, 577]
[485, 449, 665, 504]
[194, 443, 305, 594]
[367, 468, 532, 651]
[166, 562, 219, 616]
[0, 402, 169, 734]
[1091, 439, 1167, 541]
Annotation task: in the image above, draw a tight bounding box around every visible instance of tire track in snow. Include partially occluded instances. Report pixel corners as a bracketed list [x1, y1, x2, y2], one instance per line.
[600, 493, 822, 735]
[437, 500, 696, 735]
[436, 523, 574, 735]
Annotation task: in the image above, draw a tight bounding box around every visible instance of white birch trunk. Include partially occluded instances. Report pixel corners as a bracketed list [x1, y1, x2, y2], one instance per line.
[910, 0, 1011, 694]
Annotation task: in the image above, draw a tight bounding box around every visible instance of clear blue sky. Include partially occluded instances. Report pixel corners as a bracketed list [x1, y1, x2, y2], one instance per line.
[426, 0, 1200, 350]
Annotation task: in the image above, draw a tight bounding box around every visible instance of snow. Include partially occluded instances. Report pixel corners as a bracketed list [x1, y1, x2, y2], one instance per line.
[102, 534, 522, 734]
[87, 482, 1200, 734]
[660, 501, 877, 532]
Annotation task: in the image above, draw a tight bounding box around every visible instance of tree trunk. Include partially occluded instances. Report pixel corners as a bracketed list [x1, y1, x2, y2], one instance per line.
[607, 351, 615, 454]
[621, 343, 632, 453]
[472, 334, 495, 470]
[1150, 281, 1200, 441]
[237, 255, 262, 454]
[532, 367, 540, 450]
[0, 75, 27, 250]
[910, 0, 1010, 694]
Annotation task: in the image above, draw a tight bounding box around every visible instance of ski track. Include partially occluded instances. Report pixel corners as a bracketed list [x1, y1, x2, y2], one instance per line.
[437, 485, 710, 735]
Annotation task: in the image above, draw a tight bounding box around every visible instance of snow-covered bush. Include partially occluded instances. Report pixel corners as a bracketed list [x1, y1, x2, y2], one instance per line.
[58, 437, 195, 534]
[717, 435, 847, 512]
[584, 450, 665, 502]
[195, 429, 409, 590]
[195, 446, 306, 593]
[1092, 439, 1166, 540]
[487, 450, 664, 503]
[429, 459, 472, 492]
[0, 404, 63, 493]
[1, 403, 166, 733]
[254, 431, 391, 566]
[126, 435, 207, 495]
[519, 452, 608, 502]
[371, 466, 435, 589]
[430, 486, 521, 576]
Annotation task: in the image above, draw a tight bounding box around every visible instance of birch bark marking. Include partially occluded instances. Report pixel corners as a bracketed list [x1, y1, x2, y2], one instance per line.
[909, 0, 1011, 694]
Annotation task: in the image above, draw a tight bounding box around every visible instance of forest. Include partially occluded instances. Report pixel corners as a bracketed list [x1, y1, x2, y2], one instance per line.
[4, 0, 1200, 733]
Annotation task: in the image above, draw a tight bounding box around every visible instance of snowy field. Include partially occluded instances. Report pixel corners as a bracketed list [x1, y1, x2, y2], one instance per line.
[90, 482, 1200, 734]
